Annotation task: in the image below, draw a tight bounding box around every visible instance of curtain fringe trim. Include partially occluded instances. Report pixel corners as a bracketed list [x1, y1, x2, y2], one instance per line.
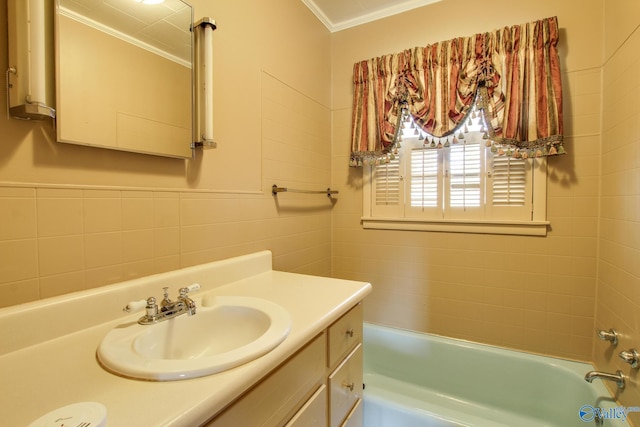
[349, 136, 565, 167]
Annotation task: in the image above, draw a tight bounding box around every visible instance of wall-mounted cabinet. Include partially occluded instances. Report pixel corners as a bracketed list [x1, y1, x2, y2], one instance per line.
[54, 0, 194, 158]
[6, 0, 197, 158]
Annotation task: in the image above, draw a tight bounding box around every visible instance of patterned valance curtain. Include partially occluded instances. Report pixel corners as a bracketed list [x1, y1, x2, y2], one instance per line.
[350, 16, 564, 166]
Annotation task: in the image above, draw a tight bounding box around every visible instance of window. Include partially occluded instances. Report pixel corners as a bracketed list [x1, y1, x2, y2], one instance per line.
[363, 111, 549, 236]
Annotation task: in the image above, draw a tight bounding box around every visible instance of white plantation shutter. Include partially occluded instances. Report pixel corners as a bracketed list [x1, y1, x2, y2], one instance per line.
[448, 142, 481, 208]
[491, 156, 526, 206]
[410, 148, 438, 208]
[485, 154, 533, 221]
[364, 111, 546, 234]
[371, 156, 403, 217]
[374, 157, 401, 205]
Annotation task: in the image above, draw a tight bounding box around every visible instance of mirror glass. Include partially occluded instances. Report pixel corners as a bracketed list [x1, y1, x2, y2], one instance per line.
[55, 0, 193, 158]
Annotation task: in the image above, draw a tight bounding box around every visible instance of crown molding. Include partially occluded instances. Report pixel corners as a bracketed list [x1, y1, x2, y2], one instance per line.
[302, 0, 442, 32]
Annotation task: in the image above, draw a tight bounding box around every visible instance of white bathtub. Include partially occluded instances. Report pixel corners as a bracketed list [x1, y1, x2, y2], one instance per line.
[363, 323, 627, 427]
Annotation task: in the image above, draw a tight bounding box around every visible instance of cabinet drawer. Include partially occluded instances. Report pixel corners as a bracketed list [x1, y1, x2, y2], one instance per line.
[329, 343, 363, 427]
[285, 384, 327, 427]
[205, 332, 326, 427]
[341, 398, 363, 427]
[328, 303, 362, 368]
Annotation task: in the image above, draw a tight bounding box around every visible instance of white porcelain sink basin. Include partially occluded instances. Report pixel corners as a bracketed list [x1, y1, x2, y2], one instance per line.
[97, 296, 291, 381]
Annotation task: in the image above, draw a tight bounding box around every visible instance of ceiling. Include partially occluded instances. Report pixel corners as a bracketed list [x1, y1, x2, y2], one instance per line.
[59, 0, 441, 62]
[59, 0, 192, 64]
[301, 0, 442, 32]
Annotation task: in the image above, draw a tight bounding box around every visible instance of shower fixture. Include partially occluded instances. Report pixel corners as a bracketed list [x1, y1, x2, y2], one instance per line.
[596, 328, 618, 346]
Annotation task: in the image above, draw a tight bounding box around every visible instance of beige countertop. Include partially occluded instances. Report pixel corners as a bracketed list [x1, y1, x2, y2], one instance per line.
[0, 252, 371, 426]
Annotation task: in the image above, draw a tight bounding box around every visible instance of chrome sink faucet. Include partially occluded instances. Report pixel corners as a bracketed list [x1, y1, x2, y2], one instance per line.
[584, 370, 626, 389]
[124, 284, 200, 325]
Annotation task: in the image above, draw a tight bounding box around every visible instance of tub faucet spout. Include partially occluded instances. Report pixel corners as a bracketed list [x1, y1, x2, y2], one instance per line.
[584, 370, 625, 389]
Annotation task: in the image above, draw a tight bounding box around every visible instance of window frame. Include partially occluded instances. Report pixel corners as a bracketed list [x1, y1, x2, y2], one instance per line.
[362, 132, 549, 237]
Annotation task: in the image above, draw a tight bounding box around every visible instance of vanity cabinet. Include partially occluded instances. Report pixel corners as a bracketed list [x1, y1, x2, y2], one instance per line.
[204, 332, 327, 427]
[203, 303, 364, 427]
[327, 304, 363, 427]
[284, 384, 327, 427]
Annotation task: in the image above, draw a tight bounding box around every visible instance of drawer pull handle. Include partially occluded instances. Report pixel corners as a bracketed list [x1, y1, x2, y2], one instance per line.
[343, 381, 355, 392]
[346, 329, 354, 338]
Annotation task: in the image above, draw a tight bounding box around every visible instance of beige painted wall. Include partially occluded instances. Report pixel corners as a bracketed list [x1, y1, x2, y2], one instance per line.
[0, 0, 332, 306]
[594, 0, 640, 420]
[331, 0, 603, 361]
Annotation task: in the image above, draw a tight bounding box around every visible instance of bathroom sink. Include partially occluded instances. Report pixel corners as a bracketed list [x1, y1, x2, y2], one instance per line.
[97, 296, 291, 381]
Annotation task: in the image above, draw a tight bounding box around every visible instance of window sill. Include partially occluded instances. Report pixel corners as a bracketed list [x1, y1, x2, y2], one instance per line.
[361, 217, 549, 236]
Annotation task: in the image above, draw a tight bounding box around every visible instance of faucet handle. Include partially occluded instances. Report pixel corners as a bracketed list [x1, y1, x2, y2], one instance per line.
[179, 283, 201, 296]
[186, 283, 201, 292]
[596, 328, 618, 346]
[178, 285, 198, 316]
[619, 349, 639, 368]
[123, 299, 147, 313]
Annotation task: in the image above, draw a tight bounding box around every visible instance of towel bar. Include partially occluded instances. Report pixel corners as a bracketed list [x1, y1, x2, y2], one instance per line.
[272, 184, 338, 198]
